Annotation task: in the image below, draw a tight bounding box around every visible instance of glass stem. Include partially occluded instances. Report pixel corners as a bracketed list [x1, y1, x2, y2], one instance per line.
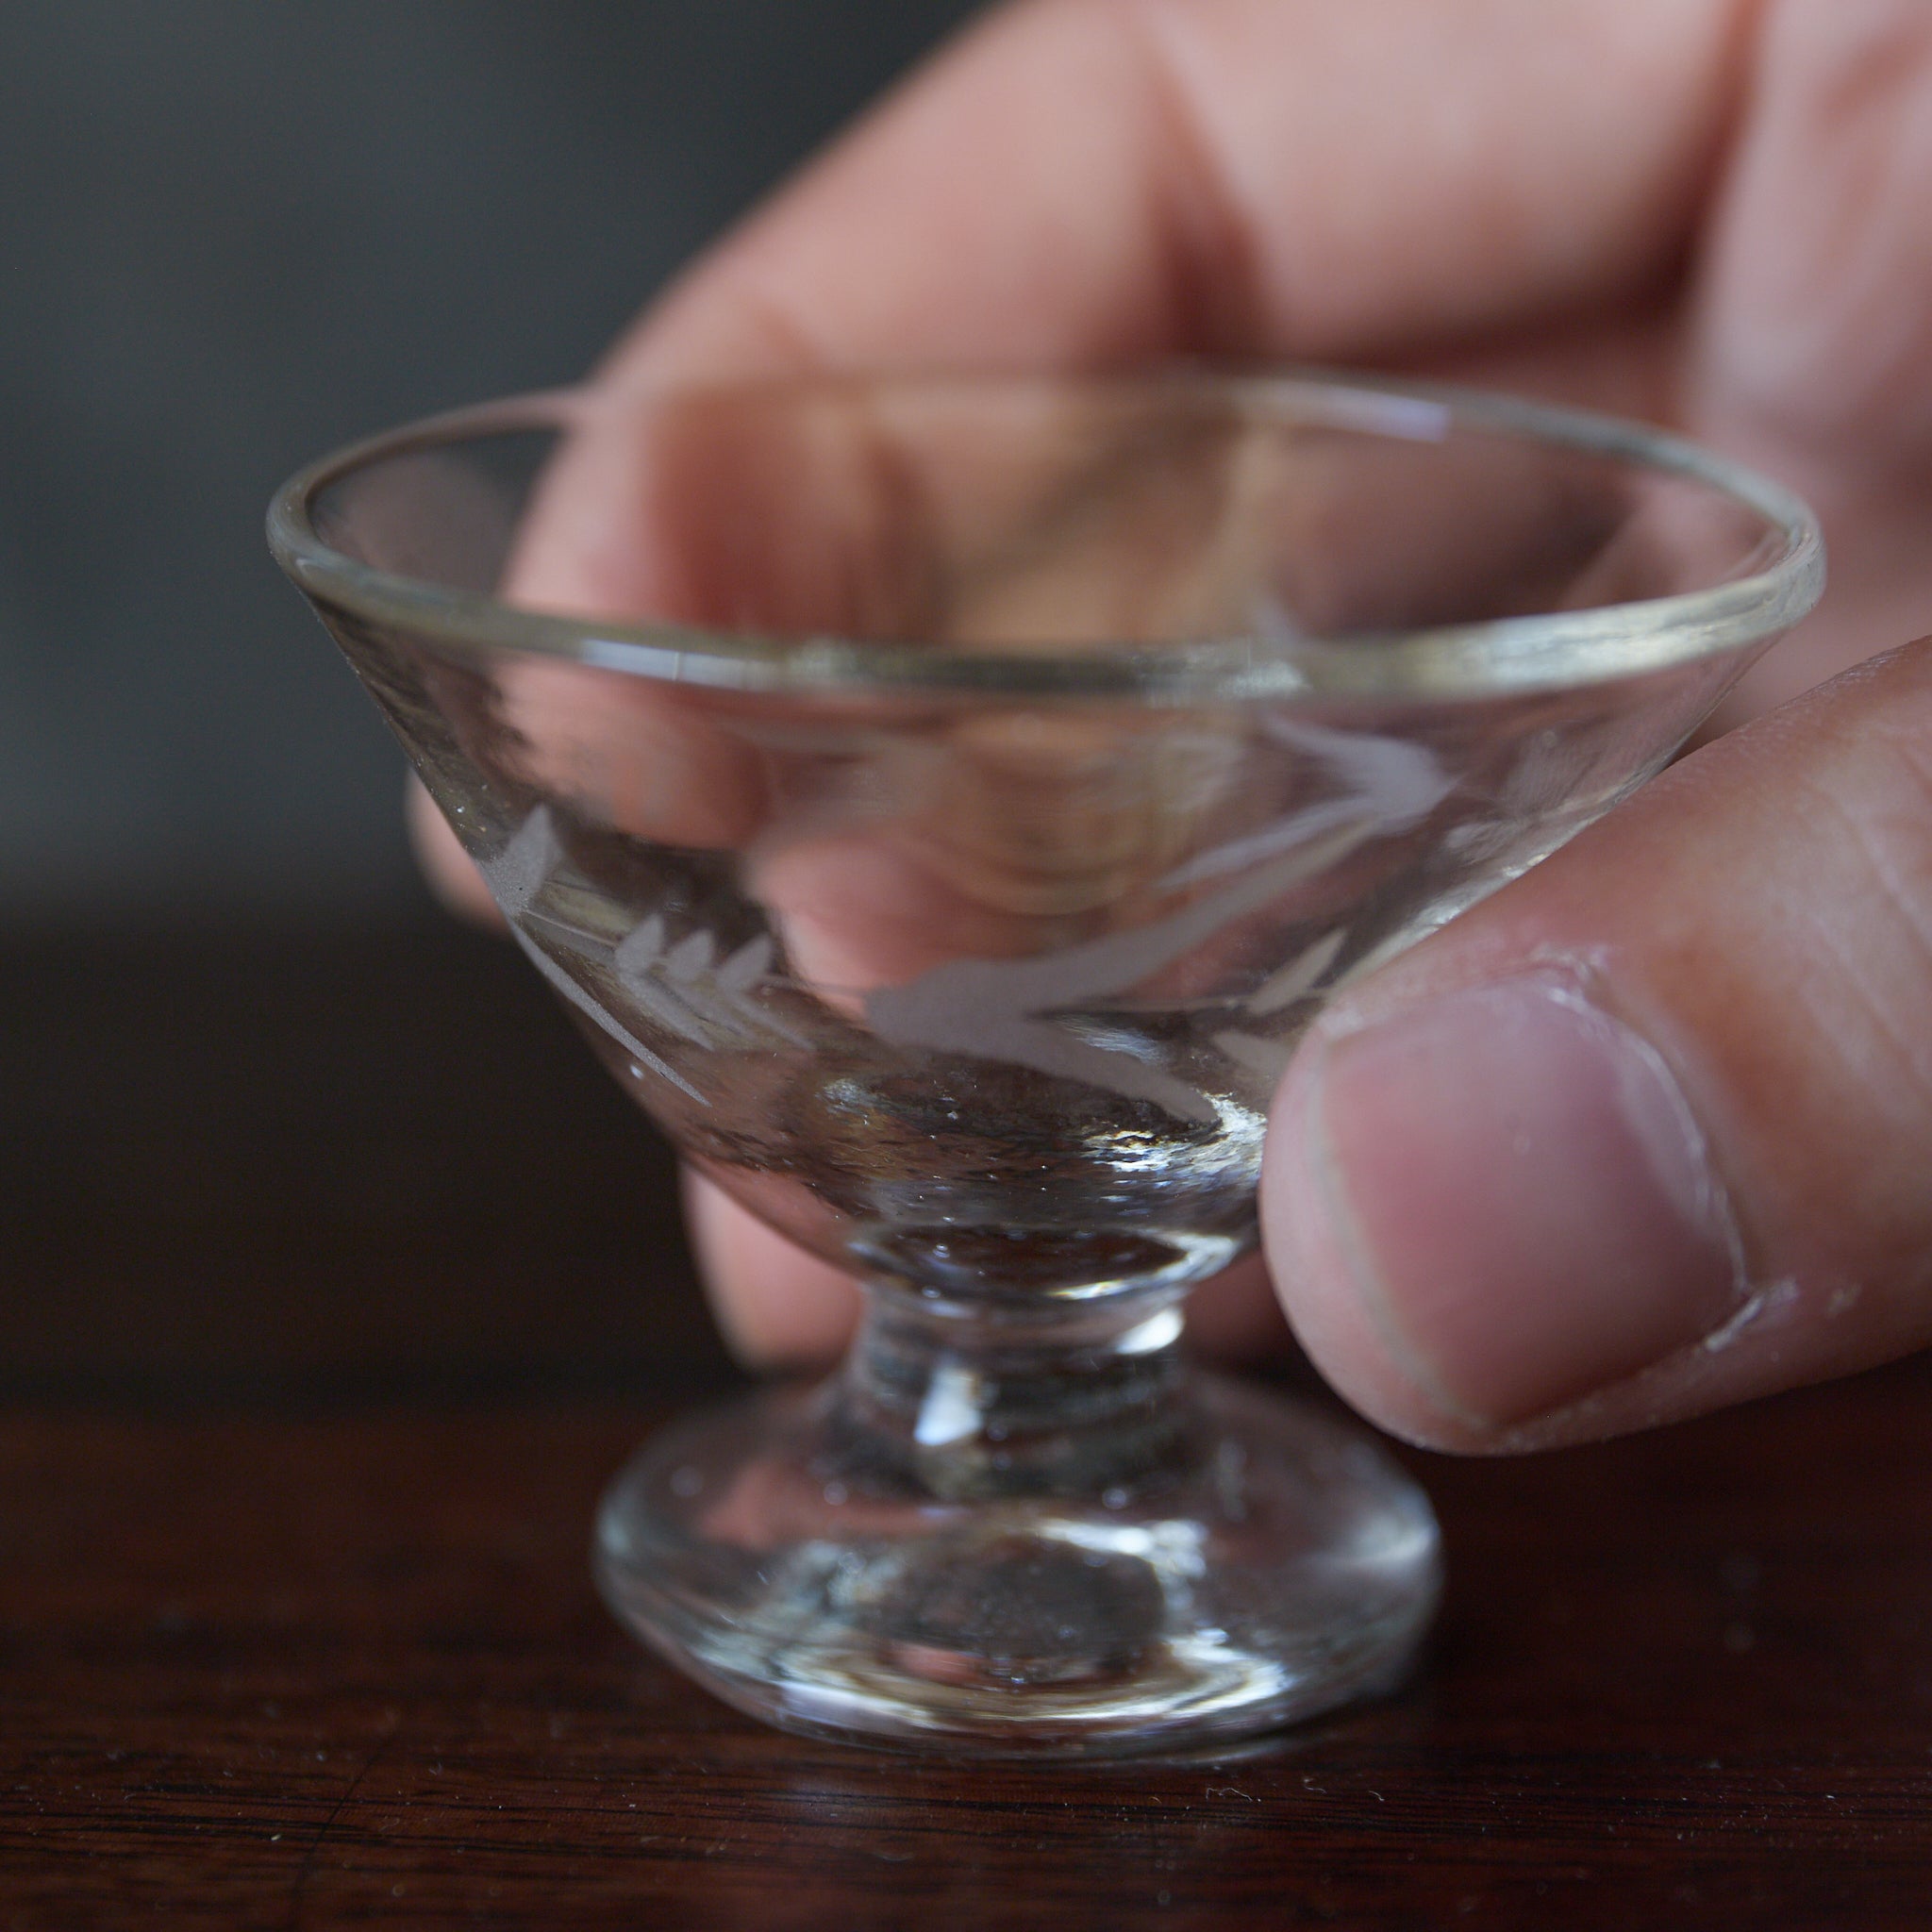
[831, 1280, 1199, 1504]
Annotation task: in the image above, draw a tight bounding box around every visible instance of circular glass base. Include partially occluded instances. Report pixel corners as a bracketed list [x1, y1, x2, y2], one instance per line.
[595, 1374, 1441, 1757]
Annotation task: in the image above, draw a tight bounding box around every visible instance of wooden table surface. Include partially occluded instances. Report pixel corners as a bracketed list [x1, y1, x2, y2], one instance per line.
[6, 921, 1931, 1928]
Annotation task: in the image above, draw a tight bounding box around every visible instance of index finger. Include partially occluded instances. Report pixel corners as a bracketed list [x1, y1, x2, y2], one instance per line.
[512, 0, 1748, 619]
[608, 0, 1746, 387]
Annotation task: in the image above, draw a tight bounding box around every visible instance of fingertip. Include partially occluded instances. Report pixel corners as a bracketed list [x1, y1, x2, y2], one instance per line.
[1183, 1251, 1294, 1365]
[1262, 1039, 1484, 1452]
[406, 777, 505, 930]
[1265, 640, 1932, 1455]
[682, 1171, 861, 1373]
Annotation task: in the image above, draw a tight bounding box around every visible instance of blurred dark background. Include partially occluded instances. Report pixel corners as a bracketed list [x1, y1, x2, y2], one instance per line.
[1, 0, 978, 1400]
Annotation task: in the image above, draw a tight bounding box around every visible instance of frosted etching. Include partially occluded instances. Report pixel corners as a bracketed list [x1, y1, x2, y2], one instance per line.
[866, 728, 1450, 1123]
[480, 808, 708, 1105]
[1159, 720, 1450, 889]
[614, 922, 808, 1051]
[480, 723, 1450, 1126]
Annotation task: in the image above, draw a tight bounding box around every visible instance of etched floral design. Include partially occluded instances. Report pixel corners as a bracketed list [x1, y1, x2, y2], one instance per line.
[480, 717, 1450, 1126]
[478, 807, 799, 1108]
[612, 919, 806, 1051]
[868, 724, 1449, 1121]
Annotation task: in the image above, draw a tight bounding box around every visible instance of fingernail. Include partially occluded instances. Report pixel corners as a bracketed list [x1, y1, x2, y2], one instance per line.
[1309, 975, 1742, 1429]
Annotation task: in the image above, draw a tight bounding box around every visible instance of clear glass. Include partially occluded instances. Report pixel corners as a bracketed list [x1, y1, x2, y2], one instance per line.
[269, 373, 1822, 1757]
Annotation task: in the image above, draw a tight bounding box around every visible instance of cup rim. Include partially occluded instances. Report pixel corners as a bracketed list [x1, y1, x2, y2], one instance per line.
[267, 370, 1824, 704]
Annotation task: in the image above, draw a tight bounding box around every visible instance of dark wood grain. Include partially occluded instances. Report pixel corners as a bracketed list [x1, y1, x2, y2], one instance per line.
[5, 924, 1930, 1927]
[8, 1375, 1932, 1930]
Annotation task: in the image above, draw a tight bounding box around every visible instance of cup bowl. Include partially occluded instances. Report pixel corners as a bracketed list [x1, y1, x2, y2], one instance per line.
[271, 370, 1821, 1754]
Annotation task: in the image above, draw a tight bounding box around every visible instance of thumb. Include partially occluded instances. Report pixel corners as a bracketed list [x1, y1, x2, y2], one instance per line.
[1264, 635, 1932, 1453]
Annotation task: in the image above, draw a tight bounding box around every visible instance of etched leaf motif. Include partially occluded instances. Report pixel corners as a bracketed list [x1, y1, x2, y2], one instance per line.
[478, 808, 807, 1058]
[662, 931, 715, 981]
[613, 919, 720, 1047]
[508, 924, 709, 1106]
[478, 811, 708, 1104]
[480, 716, 1441, 1129]
[868, 726, 1445, 1125]
[1244, 927, 1348, 1017]
[1212, 1030, 1293, 1087]
[1160, 721, 1450, 890]
[866, 837, 1345, 1127]
[614, 914, 806, 1050]
[480, 805, 563, 920]
[715, 934, 774, 993]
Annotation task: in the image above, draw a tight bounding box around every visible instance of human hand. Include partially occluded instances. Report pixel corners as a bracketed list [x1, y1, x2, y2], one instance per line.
[415, 0, 1932, 1450]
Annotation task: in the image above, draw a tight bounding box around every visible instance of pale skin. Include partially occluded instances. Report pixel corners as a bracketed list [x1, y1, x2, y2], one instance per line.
[414, 0, 1932, 1452]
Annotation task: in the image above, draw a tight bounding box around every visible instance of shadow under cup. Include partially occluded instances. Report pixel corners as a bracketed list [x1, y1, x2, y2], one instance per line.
[271, 373, 1821, 1755]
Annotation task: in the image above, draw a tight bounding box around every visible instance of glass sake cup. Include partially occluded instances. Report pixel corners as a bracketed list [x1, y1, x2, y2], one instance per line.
[269, 372, 1821, 1756]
